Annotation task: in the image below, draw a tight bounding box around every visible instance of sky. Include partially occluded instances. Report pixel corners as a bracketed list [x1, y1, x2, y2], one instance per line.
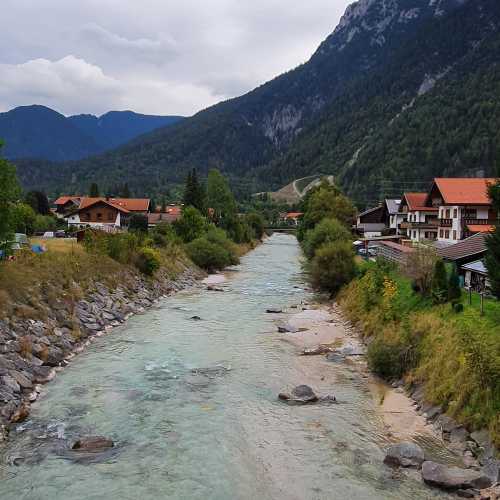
[0, 1, 351, 117]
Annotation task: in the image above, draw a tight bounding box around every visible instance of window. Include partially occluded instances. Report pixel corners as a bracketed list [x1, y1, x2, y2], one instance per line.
[445, 209, 450, 219]
[445, 230, 450, 239]
[453, 208, 458, 219]
[108, 211, 115, 221]
[97, 212, 103, 220]
[453, 230, 457, 240]
[413, 231, 417, 239]
[439, 229, 444, 238]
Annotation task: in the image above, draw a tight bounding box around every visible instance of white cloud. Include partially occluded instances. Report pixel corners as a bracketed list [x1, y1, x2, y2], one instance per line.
[0, 0, 352, 116]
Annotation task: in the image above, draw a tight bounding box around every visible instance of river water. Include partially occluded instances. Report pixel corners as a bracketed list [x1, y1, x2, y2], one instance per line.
[0, 234, 448, 499]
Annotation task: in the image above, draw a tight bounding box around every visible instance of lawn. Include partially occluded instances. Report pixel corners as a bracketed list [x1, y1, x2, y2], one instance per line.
[30, 237, 82, 254]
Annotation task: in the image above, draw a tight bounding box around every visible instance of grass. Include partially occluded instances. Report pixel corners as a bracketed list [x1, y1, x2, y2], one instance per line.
[339, 262, 500, 447]
[30, 237, 82, 254]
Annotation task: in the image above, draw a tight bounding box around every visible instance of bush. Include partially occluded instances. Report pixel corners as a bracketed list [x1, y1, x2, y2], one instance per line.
[186, 237, 233, 272]
[174, 206, 206, 243]
[245, 212, 265, 240]
[448, 263, 462, 301]
[205, 227, 240, 265]
[309, 241, 356, 295]
[151, 222, 178, 247]
[129, 214, 149, 233]
[302, 217, 351, 259]
[452, 302, 464, 313]
[367, 332, 406, 379]
[134, 247, 161, 275]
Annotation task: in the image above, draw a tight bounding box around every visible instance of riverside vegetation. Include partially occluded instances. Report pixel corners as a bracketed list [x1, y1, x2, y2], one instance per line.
[298, 179, 500, 452]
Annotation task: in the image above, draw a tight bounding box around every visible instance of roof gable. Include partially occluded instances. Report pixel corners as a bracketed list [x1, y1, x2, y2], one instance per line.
[433, 178, 498, 205]
[78, 197, 150, 212]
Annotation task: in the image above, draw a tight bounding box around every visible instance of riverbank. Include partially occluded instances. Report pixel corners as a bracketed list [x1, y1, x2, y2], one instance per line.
[0, 251, 203, 441]
[273, 298, 499, 496]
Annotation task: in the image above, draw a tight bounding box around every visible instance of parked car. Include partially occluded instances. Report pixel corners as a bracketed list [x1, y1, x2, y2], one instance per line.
[43, 231, 55, 238]
[55, 230, 66, 238]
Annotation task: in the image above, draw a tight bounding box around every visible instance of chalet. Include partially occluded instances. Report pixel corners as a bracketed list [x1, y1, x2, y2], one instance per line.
[148, 212, 181, 228]
[54, 196, 82, 218]
[356, 199, 401, 236]
[66, 197, 150, 229]
[279, 212, 304, 226]
[426, 178, 499, 244]
[398, 192, 438, 243]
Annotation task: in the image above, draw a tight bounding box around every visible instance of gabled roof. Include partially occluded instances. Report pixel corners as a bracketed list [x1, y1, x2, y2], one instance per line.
[402, 192, 437, 212]
[54, 196, 81, 205]
[78, 197, 150, 212]
[385, 199, 401, 215]
[438, 233, 488, 262]
[358, 205, 383, 218]
[78, 198, 130, 214]
[433, 178, 498, 205]
[461, 260, 487, 275]
[285, 212, 304, 219]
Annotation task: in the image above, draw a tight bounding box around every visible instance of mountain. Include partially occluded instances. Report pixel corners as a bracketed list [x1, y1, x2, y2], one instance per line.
[0, 105, 184, 161]
[0, 105, 99, 162]
[68, 111, 184, 151]
[15, 0, 500, 203]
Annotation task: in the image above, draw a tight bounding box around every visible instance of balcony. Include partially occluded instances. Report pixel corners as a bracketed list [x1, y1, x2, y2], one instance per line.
[462, 218, 499, 227]
[400, 221, 438, 230]
[439, 218, 453, 227]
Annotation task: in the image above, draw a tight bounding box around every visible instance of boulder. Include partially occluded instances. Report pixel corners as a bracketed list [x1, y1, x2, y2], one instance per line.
[482, 459, 500, 484]
[421, 461, 492, 491]
[190, 316, 202, 321]
[277, 323, 298, 334]
[302, 345, 332, 356]
[279, 385, 318, 404]
[71, 436, 114, 452]
[384, 442, 425, 468]
[10, 403, 30, 423]
[266, 308, 283, 314]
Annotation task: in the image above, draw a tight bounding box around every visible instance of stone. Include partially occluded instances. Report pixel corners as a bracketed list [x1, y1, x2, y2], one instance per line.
[338, 345, 366, 356]
[421, 461, 492, 491]
[384, 442, 425, 468]
[279, 385, 318, 404]
[277, 323, 298, 334]
[10, 403, 30, 423]
[71, 436, 114, 452]
[456, 489, 477, 498]
[8, 370, 32, 390]
[326, 352, 345, 363]
[1, 375, 20, 393]
[190, 316, 202, 321]
[482, 459, 500, 484]
[302, 345, 332, 356]
[266, 308, 283, 314]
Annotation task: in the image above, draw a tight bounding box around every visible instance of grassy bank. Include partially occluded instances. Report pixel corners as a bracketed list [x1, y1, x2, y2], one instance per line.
[0, 237, 189, 322]
[339, 260, 500, 447]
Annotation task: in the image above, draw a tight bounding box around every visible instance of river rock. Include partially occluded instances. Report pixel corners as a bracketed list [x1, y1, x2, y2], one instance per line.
[190, 316, 202, 321]
[421, 461, 492, 491]
[71, 436, 114, 452]
[384, 442, 425, 468]
[266, 308, 282, 314]
[10, 403, 30, 423]
[302, 345, 332, 356]
[279, 385, 318, 404]
[482, 459, 500, 484]
[277, 323, 298, 334]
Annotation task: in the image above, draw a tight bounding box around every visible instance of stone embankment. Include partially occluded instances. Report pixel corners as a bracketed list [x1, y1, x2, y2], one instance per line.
[0, 265, 202, 441]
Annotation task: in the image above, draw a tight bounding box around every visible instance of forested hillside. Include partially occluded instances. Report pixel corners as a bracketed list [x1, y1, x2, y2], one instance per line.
[14, 0, 500, 203]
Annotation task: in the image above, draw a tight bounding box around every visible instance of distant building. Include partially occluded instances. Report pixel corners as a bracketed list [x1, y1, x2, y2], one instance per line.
[279, 212, 304, 226]
[356, 199, 401, 237]
[398, 192, 438, 242]
[147, 212, 181, 228]
[67, 197, 150, 229]
[427, 178, 498, 244]
[54, 196, 82, 218]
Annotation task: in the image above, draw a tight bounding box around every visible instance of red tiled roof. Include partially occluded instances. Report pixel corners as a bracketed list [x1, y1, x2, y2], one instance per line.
[434, 178, 498, 205]
[403, 193, 437, 212]
[380, 240, 415, 253]
[285, 212, 304, 219]
[54, 196, 81, 205]
[466, 224, 495, 234]
[78, 197, 150, 212]
[148, 213, 181, 224]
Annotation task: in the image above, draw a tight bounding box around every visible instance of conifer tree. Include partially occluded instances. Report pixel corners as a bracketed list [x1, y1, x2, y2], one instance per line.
[89, 183, 100, 197]
[447, 263, 462, 301]
[485, 178, 500, 299]
[183, 168, 206, 212]
[431, 259, 448, 304]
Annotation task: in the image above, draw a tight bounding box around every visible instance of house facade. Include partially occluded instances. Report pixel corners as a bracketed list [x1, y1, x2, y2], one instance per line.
[67, 197, 150, 229]
[356, 199, 400, 237]
[54, 196, 82, 218]
[427, 178, 498, 244]
[398, 193, 438, 243]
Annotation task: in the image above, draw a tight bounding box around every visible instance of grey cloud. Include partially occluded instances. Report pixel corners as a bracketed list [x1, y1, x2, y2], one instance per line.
[0, 1, 352, 116]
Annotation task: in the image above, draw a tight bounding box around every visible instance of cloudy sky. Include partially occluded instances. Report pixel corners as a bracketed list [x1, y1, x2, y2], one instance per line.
[0, 0, 351, 117]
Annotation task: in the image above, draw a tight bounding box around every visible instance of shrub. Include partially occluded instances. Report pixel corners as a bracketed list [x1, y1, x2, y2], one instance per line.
[129, 214, 149, 233]
[302, 217, 351, 259]
[245, 212, 265, 240]
[174, 206, 206, 243]
[186, 237, 232, 272]
[309, 241, 356, 295]
[134, 247, 161, 276]
[205, 227, 239, 265]
[452, 302, 464, 313]
[151, 222, 178, 247]
[367, 332, 406, 379]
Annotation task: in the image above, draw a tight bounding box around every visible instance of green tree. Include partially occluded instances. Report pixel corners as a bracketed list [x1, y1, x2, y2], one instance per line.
[309, 241, 356, 296]
[89, 182, 100, 197]
[173, 206, 206, 243]
[207, 169, 236, 222]
[129, 214, 149, 233]
[25, 191, 50, 215]
[431, 259, 448, 304]
[11, 203, 37, 235]
[183, 168, 206, 212]
[486, 179, 500, 298]
[245, 212, 265, 240]
[0, 144, 21, 243]
[447, 263, 462, 301]
[121, 183, 131, 198]
[303, 217, 351, 259]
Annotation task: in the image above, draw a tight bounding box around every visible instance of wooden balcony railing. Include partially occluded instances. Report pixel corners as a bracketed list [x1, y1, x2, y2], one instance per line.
[439, 218, 453, 227]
